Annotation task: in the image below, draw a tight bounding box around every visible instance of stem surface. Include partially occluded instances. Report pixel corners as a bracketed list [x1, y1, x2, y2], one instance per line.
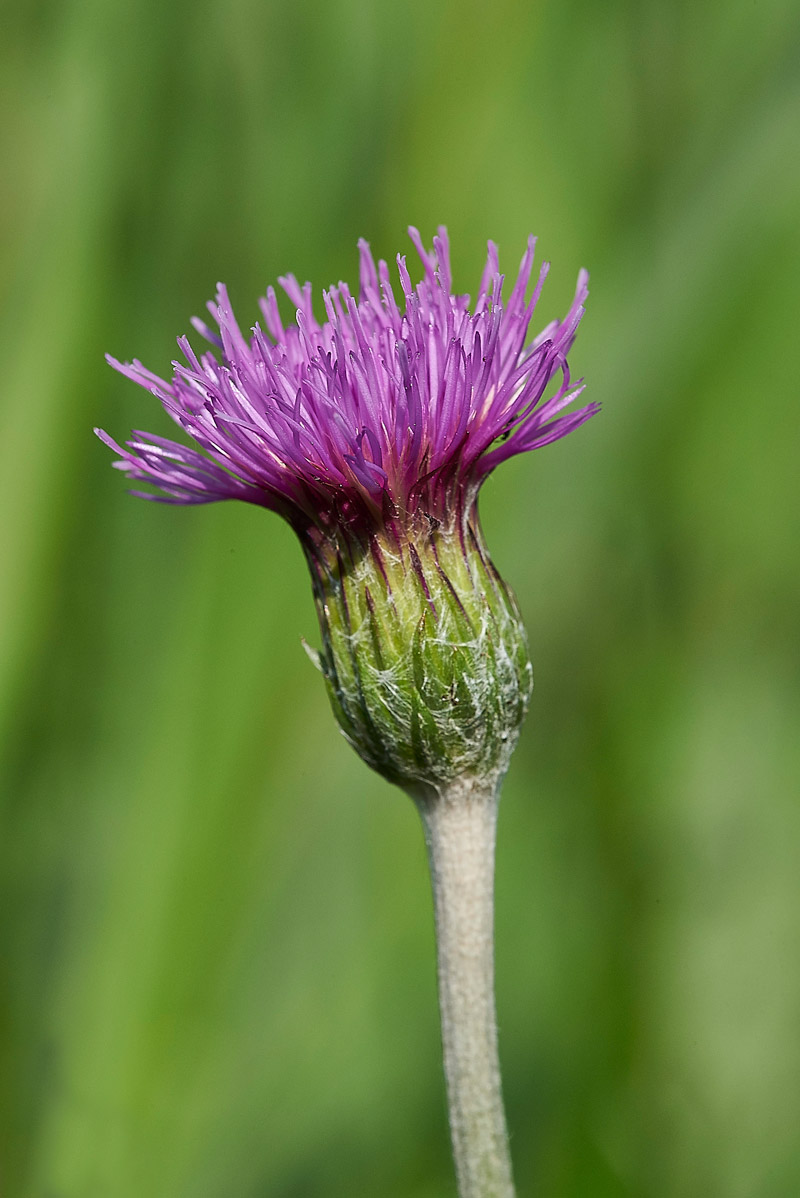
[417, 777, 516, 1198]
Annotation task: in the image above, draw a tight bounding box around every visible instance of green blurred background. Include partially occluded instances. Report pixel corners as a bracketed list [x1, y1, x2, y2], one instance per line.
[2, 0, 799, 1194]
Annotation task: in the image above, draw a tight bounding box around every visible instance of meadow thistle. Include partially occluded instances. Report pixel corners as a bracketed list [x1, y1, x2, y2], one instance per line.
[98, 228, 596, 1197]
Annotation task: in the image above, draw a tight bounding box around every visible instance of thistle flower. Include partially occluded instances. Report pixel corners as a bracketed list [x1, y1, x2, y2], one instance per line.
[98, 229, 595, 786]
[98, 228, 596, 1198]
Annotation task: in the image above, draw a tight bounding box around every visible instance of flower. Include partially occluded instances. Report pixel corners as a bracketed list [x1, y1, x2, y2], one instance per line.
[97, 227, 596, 528]
[98, 229, 597, 791]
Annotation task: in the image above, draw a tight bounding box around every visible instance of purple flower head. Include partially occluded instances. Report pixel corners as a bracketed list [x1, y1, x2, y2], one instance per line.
[97, 228, 597, 536]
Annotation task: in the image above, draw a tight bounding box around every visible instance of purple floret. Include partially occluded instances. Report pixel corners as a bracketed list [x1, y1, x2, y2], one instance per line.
[97, 228, 598, 532]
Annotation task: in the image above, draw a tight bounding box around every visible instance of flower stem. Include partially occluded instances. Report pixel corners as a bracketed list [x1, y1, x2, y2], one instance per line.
[415, 776, 516, 1198]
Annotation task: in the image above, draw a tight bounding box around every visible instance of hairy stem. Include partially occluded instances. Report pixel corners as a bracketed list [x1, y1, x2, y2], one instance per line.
[416, 776, 516, 1198]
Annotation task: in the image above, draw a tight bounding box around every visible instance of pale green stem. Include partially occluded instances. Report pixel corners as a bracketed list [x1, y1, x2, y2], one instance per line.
[415, 776, 516, 1198]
